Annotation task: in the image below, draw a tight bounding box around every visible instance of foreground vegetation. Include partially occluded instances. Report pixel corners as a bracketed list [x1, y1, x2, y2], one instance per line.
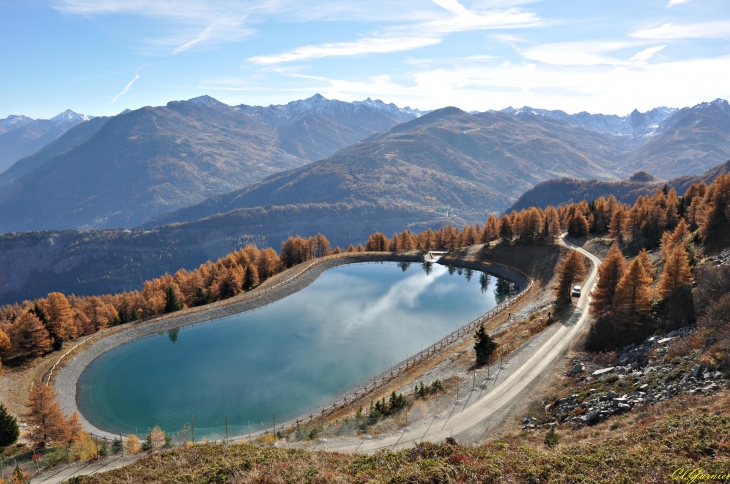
[59, 400, 729, 484]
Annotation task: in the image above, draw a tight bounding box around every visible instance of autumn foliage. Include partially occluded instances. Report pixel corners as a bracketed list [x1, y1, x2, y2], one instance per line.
[589, 243, 627, 317]
[555, 250, 587, 302]
[25, 382, 81, 448]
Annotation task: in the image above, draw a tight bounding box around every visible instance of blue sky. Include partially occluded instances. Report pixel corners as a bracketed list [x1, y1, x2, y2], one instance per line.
[2, 0, 729, 119]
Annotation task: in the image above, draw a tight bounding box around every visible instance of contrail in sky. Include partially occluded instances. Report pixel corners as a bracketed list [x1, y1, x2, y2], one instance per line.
[111, 74, 139, 103]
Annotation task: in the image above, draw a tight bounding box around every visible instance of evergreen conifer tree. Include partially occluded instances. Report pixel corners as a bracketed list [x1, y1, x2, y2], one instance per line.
[544, 425, 560, 447]
[498, 215, 513, 241]
[0, 403, 19, 447]
[164, 286, 182, 314]
[474, 324, 498, 365]
[243, 264, 259, 290]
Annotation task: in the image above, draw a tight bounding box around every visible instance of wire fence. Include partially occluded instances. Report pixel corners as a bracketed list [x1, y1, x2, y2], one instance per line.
[42, 251, 533, 448]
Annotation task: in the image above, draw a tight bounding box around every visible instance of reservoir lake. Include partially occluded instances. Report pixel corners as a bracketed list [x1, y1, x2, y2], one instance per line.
[77, 261, 517, 439]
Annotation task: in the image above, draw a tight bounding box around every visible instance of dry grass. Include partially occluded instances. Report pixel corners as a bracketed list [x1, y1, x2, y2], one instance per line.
[667, 331, 706, 358]
[68, 390, 730, 483]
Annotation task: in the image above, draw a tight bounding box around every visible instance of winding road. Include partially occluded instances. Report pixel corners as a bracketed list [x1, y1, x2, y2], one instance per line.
[323, 237, 601, 453]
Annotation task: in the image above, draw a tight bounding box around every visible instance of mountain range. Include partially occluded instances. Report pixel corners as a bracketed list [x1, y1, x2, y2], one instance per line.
[1, 95, 730, 303]
[498, 105, 677, 139]
[0, 110, 92, 173]
[3, 96, 729, 234]
[0, 95, 420, 232]
[143, 106, 624, 228]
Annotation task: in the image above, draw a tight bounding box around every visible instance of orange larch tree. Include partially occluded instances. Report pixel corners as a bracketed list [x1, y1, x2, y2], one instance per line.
[26, 382, 77, 448]
[498, 215, 513, 241]
[658, 245, 693, 300]
[589, 243, 627, 317]
[555, 250, 587, 302]
[41, 292, 77, 341]
[13, 312, 52, 357]
[612, 258, 654, 326]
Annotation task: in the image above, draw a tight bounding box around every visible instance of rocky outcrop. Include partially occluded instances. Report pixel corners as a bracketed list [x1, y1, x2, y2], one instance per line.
[523, 325, 726, 431]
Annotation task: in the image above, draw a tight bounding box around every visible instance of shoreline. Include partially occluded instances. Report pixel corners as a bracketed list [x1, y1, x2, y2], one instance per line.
[54, 253, 528, 440]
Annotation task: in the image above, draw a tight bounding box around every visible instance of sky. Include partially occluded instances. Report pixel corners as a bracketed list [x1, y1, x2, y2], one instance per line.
[1, 0, 729, 119]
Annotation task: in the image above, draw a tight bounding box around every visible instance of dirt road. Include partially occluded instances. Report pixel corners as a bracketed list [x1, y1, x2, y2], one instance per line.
[320, 238, 601, 453]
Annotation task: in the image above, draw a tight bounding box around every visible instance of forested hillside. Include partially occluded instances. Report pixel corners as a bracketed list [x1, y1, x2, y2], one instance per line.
[0, 202, 439, 304]
[510, 161, 730, 211]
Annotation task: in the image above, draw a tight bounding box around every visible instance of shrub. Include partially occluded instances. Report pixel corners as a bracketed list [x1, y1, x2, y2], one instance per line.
[149, 426, 167, 448]
[70, 432, 97, 461]
[544, 426, 561, 447]
[111, 438, 122, 455]
[124, 435, 141, 454]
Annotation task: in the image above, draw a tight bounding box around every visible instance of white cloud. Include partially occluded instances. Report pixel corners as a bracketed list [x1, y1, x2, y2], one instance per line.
[667, 0, 692, 6]
[631, 21, 730, 39]
[520, 41, 638, 67]
[55, 1, 281, 53]
[249, 1, 541, 65]
[426, 2, 541, 33]
[249, 37, 441, 65]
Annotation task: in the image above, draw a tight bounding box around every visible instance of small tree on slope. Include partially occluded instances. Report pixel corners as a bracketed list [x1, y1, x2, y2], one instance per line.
[474, 324, 498, 365]
[0, 403, 19, 447]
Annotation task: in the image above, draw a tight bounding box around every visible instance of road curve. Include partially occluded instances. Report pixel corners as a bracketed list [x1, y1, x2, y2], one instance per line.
[328, 238, 601, 453]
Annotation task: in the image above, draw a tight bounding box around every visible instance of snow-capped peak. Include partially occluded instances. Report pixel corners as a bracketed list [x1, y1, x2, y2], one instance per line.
[691, 98, 730, 113]
[51, 109, 92, 126]
[0, 114, 34, 129]
[496, 104, 678, 138]
[186, 95, 228, 109]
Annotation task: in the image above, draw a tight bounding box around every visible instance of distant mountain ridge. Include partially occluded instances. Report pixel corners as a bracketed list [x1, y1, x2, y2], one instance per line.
[618, 99, 730, 178]
[0, 110, 93, 173]
[497, 105, 677, 138]
[2, 96, 730, 234]
[237, 93, 426, 127]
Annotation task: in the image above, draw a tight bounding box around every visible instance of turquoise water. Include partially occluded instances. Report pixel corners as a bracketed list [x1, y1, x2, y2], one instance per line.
[77, 262, 517, 439]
